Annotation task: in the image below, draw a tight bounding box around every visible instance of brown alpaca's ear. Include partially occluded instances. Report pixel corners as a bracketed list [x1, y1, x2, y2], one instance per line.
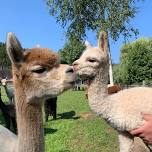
[6, 32, 24, 67]
[98, 31, 108, 52]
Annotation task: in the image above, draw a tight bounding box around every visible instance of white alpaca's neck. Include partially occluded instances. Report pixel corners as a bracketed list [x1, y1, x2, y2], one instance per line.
[14, 80, 44, 152]
[87, 64, 110, 115]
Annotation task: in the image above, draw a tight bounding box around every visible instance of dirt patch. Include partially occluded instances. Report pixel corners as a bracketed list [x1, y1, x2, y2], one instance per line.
[80, 112, 95, 120]
[106, 127, 115, 133]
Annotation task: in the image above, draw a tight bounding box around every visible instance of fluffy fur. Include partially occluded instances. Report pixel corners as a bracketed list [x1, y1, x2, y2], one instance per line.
[73, 31, 152, 152]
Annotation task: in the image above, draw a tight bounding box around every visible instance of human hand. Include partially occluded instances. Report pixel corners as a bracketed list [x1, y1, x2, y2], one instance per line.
[130, 113, 152, 144]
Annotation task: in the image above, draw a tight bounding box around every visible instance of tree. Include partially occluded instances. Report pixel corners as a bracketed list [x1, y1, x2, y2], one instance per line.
[46, 0, 143, 85]
[0, 42, 11, 78]
[117, 38, 152, 85]
[0, 42, 11, 68]
[113, 63, 121, 84]
[59, 36, 85, 65]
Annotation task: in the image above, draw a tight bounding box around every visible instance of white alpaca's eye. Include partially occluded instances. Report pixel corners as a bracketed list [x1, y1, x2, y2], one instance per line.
[87, 58, 97, 63]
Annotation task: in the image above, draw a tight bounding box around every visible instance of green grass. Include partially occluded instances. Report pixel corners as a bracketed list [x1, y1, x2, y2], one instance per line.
[44, 90, 119, 152]
[0, 89, 119, 152]
[0, 86, 9, 126]
[0, 86, 17, 133]
[1, 86, 9, 102]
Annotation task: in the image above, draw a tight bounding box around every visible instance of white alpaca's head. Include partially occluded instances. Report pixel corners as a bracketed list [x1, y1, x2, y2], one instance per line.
[73, 31, 109, 80]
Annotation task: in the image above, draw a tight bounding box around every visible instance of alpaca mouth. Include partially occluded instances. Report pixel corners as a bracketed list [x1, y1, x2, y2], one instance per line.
[79, 75, 93, 81]
[79, 75, 87, 80]
[68, 80, 75, 85]
[66, 77, 77, 86]
[74, 67, 86, 74]
[74, 67, 94, 79]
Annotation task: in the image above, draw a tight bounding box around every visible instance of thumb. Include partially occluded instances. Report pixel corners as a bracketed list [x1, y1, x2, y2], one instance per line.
[142, 113, 152, 121]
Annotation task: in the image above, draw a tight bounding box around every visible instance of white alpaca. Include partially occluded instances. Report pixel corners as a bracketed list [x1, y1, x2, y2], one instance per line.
[73, 31, 152, 152]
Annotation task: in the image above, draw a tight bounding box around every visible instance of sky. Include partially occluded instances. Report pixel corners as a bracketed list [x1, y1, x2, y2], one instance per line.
[0, 0, 152, 63]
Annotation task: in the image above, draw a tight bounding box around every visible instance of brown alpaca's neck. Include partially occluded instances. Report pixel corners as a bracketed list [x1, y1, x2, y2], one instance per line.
[87, 64, 109, 114]
[14, 81, 44, 152]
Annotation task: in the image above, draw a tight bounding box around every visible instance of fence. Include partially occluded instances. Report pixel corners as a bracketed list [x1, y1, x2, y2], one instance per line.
[121, 84, 152, 89]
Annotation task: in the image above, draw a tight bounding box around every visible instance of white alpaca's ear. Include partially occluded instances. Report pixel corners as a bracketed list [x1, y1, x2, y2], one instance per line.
[98, 31, 108, 52]
[85, 41, 92, 48]
[6, 32, 24, 67]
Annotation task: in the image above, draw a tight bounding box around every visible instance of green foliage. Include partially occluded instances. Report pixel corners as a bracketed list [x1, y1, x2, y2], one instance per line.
[0, 42, 11, 68]
[113, 64, 121, 84]
[59, 37, 85, 64]
[46, 0, 143, 40]
[116, 38, 152, 85]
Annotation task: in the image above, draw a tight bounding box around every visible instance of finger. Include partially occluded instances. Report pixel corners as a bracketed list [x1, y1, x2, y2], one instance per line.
[130, 128, 144, 135]
[146, 140, 152, 144]
[138, 133, 145, 138]
[142, 137, 152, 144]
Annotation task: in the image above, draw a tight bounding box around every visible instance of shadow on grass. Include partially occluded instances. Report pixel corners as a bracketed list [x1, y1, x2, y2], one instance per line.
[44, 127, 57, 134]
[57, 111, 80, 120]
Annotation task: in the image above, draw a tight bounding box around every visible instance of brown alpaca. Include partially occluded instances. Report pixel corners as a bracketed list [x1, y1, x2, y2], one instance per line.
[0, 32, 76, 152]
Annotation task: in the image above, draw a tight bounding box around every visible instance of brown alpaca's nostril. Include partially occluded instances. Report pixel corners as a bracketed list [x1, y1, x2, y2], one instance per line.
[66, 67, 74, 73]
[72, 62, 79, 71]
[72, 62, 78, 67]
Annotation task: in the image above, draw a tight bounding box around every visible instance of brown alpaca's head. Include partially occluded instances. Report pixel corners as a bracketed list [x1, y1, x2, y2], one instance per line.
[6, 32, 76, 102]
[73, 31, 109, 79]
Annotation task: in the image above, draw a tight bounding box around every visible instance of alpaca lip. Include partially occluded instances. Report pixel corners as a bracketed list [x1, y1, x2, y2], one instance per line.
[74, 67, 88, 76]
[66, 76, 76, 85]
[68, 77, 76, 85]
[73, 66, 90, 72]
[69, 81, 75, 85]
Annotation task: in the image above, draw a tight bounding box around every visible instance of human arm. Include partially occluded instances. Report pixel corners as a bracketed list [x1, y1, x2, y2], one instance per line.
[130, 113, 152, 144]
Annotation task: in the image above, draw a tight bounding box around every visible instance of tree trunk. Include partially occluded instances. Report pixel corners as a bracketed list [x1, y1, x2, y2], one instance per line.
[107, 35, 114, 86]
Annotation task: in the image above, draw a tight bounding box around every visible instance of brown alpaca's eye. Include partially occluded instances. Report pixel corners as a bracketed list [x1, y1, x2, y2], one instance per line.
[32, 67, 46, 74]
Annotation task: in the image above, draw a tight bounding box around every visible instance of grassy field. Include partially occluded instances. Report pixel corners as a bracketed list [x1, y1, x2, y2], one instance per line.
[0, 88, 119, 152]
[0, 87, 9, 126]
